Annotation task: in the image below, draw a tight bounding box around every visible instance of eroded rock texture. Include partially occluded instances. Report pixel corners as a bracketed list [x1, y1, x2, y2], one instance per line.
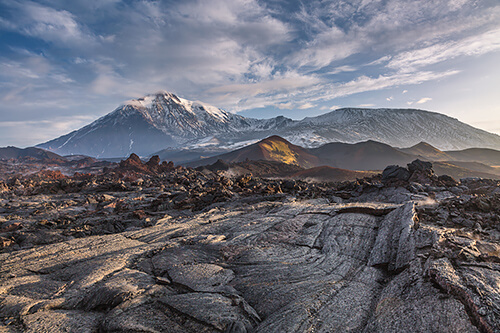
[2, 194, 499, 332]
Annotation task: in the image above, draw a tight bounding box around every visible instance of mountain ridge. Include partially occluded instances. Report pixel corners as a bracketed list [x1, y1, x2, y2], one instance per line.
[189, 136, 500, 180]
[37, 91, 500, 157]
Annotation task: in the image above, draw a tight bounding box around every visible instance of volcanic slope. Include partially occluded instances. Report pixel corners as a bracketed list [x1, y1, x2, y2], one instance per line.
[399, 142, 453, 161]
[310, 140, 416, 171]
[283, 108, 500, 150]
[191, 137, 500, 180]
[189, 136, 320, 168]
[444, 148, 500, 166]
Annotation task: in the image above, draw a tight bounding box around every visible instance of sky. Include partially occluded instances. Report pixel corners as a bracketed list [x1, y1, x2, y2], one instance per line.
[0, 0, 500, 147]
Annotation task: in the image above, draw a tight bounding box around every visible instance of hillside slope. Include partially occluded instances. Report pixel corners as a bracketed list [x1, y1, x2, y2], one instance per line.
[188, 136, 320, 168]
[310, 140, 416, 170]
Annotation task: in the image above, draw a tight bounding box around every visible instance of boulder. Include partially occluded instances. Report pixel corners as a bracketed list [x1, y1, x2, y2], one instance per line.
[382, 165, 410, 181]
[408, 159, 433, 174]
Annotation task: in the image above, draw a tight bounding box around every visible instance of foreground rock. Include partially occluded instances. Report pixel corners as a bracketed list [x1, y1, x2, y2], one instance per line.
[1, 158, 499, 332]
[1, 195, 499, 332]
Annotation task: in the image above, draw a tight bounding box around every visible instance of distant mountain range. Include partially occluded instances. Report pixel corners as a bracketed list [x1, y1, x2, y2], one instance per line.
[192, 135, 500, 181]
[37, 91, 500, 158]
[4, 133, 500, 182]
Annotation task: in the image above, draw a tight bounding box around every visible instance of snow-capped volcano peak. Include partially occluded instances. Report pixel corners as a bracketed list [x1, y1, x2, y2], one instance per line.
[123, 91, 181, 109]
[123, 91, 229, 120]
[114, 90, 246, 141]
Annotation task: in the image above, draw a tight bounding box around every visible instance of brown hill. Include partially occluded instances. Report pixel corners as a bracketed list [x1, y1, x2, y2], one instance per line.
[188, 136, 320, 168]
[444, 148, 500, 166]
[433, 162, 500, 180]
[442, 161, 500, 176]
[310, 140, 415, 171]
[399, 142, 452, 161]
[0, 146, 63, 161]
[291, 166, 377, 182]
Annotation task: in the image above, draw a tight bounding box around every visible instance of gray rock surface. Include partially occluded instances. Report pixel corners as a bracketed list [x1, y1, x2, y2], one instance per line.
[368, 202, 416, 271]
[1, 197, 498, 332]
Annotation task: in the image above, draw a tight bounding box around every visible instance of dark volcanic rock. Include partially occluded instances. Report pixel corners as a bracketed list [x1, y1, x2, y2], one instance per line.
[205, 159, 230, 172]
[382, 165, 410, 182]
[438, 174, 458, 187]
[118, 153, 145, 172]
[117, 153, 175, 175]
[368, 202, 416, 271]
[145, 155, 161, 168]
[408, 159, 435, 184]
[407, 159, 433, 174]
[1, 155, 499, 332]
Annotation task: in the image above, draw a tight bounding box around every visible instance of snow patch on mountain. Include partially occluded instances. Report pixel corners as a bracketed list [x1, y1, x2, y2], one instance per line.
[124, 95, 155, 109]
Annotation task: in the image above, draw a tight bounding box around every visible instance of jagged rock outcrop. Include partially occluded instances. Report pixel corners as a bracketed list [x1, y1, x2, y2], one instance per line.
[382, 159, 453, 187]
[382, 165, 410, 182]
[117, 154, 175, 175]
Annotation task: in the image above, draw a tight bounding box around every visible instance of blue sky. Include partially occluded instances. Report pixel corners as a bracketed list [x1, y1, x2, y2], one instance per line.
[1, 0, 500, 146]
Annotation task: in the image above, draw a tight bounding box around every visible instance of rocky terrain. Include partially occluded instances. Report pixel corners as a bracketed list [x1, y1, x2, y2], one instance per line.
[1, 157, 500, 332]
[0, 147, 114, 182]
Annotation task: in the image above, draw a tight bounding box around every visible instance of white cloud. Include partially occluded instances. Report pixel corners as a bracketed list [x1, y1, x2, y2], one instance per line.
[448, 0, 468, 11]
[386, 96, 393, 101]
[359, 103, 375, 107]
[276, 102, 294, 110]
[202, 69, 459, 112]
[2, 85, 32, 102]
[250, 61, 275, 80]
[290, 0, 500, 73]
[326, 65, 357, 75]
[316, 70, 460, 102]
[174, 0, 291, 47]
[388, 28, 500, 72]
[402, 90, 408, 94]
[288, 26, 362, 68]
[3, 1, 96, 46]
[297, 103, 316, 109]
[417, 97, 432, 104]
[205, 74, 322, 111]
[367, 56, 391, 66]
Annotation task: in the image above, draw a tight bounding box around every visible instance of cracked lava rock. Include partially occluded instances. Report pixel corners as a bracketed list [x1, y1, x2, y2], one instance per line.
[1, 159, 500, 332]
